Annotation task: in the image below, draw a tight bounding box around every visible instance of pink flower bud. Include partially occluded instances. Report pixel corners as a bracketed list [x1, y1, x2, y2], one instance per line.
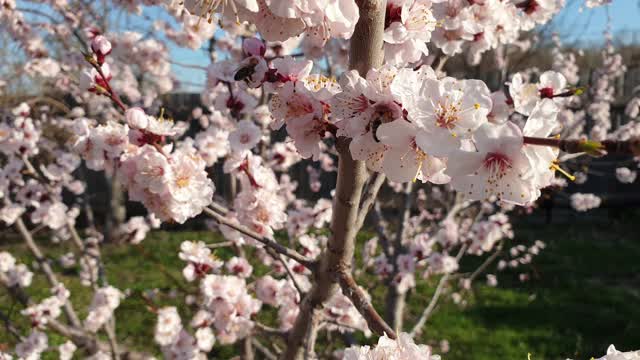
[242, 37, 266, 57]
[125, 107, 148, 129]
[91, 35, 112, 64]
[84, 27, 101, 40]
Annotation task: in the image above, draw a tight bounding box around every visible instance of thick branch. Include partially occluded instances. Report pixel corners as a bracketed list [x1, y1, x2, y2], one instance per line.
[337, 270, 396, 337]
[282, 2, 388, 358]
[355, 172, 386, 231]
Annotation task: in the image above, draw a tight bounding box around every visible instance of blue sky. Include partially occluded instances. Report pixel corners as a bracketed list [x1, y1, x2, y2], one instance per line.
[549, 0, 640, 44]
[165, 0, 640, 91]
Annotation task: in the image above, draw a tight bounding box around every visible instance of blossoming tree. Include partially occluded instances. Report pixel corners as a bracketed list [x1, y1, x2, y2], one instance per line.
[1, 0, 639, 359]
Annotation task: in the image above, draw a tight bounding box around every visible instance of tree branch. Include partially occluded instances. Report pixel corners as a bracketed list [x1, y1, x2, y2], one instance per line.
[523, 136, 640, 157]
[355, 172, 386, 232]
[12, 215, 82, 328]
[202, 208, 315, 269]
[337, 270, 396, 338]
[410, 244, 468, 338]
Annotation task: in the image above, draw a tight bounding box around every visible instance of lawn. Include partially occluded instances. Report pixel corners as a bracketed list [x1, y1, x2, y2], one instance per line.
[1, 213, 639, 359]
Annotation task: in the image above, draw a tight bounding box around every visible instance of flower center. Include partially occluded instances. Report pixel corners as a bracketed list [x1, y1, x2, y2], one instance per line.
[176, 176, 190, 188]
[384, 4, 403, 29]
[483, 152, 512, 181]
[539, 87, 554, 99]
[435, 102, 460, 130]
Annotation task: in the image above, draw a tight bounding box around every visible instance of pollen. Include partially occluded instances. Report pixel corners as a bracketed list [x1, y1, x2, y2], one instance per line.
[474, 103, 480, 109]
[176, 177, 190, 188]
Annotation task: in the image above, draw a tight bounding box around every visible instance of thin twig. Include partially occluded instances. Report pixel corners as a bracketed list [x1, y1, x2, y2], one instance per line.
[252, 339, 277, 360]
[203, 208, 315, 269]
[12, 214, 82, 328]
[0, 309, 24, 341]
[266, 248, 305, 297]
[410, 244, 468, 338]
[468, 241, 504, 283]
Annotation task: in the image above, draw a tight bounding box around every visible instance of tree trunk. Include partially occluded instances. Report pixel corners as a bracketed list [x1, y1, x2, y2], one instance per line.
[281, 1, 386, 358]
[105, 175, 126, 242]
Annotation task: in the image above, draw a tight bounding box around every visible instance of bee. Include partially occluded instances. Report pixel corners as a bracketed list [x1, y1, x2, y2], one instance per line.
[234, 57, 260, 82]
[369, 106, 397, 142]
[371, 116, 383, 142]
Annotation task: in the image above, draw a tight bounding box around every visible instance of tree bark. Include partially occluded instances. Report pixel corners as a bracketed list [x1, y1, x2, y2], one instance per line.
[281, 2, 386, 359]
[105, 175, 126, 243]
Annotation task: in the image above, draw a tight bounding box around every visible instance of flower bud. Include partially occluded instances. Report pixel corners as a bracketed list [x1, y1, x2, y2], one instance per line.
[91, 35, 112, 65]
[125, 107, 149, 130]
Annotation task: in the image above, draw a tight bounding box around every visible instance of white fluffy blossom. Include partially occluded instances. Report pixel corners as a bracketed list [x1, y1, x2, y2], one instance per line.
[343, 332, 440, 360]
[84, 286, 124, 332]
[616, 167, 637, 184]
[570, 193, 602, 212]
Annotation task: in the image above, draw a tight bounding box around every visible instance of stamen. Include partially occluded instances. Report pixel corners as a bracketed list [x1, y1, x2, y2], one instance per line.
[413, 159, 423, 183]
[550, 162, 575, 181]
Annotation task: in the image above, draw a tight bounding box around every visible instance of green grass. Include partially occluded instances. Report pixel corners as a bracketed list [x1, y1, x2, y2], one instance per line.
[2, 215, 640, 359]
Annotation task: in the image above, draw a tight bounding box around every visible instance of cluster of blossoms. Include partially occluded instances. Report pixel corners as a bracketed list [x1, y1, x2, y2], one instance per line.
[219, 37, 580, 207]
[21, 284, 70, 328]
[363, 183, 531, 299]
[496, 239, 546, 283]
[382, 0, 565, 65]
[84, 286, 124, 333]
[569, 345, 640, 360]
[0, 251, 34, 288]
[0, 103, 84, 230]
[177, 0, 359, 46]
[223, 152, 289, 236]
[171, 0, 565, 68]
[255, 274, 302, 330]
[586, 33, 626, 141]
[616, 167, 637, 184]
[154, 306, 214, 360]
[178, 241, 223, 282]
[72, 104, 215, 223]
[198, 274, 262, 343]
[0, 0, 49, 59]
[3, 0, 638, 357]
[570, 193, 602, 212]
[342, 332, 440, 359]
[155, 273, 259, 351]
[171, 241, 262, 345]
[14, 330, 48, 360]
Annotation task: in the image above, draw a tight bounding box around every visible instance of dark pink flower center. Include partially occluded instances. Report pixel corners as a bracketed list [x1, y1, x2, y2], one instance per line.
[483, 152, 512, 175]
[539, 87, 554, 99]
[385, 4, 402, 29]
